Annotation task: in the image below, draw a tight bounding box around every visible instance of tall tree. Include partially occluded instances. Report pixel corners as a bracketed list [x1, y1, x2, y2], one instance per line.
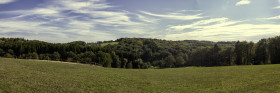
[255, 39, 270, 65]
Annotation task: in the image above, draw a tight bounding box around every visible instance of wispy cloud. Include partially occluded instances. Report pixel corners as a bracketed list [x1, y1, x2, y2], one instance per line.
[273, 6, 280, 9]
[236, 0, 251, 6]
[0, 0, 16, 4]
[169, 17, 240, 31]
[0, 0, 279, 42]
[140, 11, 203, 20]
[0, 0, 154, 42]
[165, 18, 280, 42]
[163, 18, 280, 41]
[0, 8, 59, 16]
[165, 24, 280, 42]
[137, 14, 159, 23]
[260, 15, 280, 20]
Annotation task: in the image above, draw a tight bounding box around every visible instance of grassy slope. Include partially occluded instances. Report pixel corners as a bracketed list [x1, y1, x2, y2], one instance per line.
[100, 42, 119, 47]
[0, 58, 280, 93]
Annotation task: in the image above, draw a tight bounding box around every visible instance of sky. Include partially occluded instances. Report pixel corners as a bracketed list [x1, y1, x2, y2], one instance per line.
[0, 0, 280, 43]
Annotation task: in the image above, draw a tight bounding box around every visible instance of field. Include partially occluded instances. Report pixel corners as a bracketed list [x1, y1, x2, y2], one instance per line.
[100, 42, 119, 47]
[0, 58, 280, 92]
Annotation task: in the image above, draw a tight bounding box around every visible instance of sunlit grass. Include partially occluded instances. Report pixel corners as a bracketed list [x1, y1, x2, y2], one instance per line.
[100, 42, 119, 47]
[0, 57, 280, 92]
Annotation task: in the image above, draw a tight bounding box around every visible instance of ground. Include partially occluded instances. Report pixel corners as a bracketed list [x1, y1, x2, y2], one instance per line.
[0, 58, 280, 93]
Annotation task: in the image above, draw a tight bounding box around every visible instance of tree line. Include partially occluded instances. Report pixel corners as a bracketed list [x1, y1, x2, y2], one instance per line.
[0, 36, 279, 69]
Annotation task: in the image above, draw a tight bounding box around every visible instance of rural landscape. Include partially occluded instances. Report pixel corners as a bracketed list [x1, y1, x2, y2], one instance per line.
[1, 0, 280, 92]
[0, 36, 279, 68]
[0, 36, 280, 92]
[0, 57, 280, 92]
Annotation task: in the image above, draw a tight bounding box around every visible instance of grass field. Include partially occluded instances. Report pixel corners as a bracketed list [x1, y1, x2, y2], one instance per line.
[100, 42, 119, 47]
[0, 58, 280, 92]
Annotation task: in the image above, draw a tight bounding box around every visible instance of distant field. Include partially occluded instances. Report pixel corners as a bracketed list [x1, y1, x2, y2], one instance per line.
[0, 58, 280, 92]
[100, 42, 119, 47]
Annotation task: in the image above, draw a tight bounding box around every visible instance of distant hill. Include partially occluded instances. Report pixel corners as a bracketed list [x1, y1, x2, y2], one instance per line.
[0, 36, 279, 68]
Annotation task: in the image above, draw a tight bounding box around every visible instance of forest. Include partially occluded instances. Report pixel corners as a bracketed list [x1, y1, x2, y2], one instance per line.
[0, 36, 279, 69]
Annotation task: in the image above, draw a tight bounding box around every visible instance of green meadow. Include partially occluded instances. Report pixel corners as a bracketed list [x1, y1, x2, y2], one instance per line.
[0, 57, 280, 93]
[100, 42, 119, 47]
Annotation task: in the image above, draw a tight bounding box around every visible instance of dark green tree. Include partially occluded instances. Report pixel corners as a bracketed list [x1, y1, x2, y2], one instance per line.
[164, 55, 176, 68]
[175, 56, 185, 67]
[255, 39, 270, 65]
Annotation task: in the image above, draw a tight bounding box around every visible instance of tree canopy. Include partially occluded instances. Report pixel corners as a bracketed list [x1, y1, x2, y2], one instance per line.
[0, 36, 279, 69]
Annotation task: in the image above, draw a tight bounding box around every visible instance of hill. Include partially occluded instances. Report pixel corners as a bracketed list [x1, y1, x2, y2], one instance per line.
[0, 36, 280, 68]
[0, 58, 280, 92]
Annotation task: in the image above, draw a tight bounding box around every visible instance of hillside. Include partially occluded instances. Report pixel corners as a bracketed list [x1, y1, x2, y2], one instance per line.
[1, 58, 280, 92]
[0, 36, 279, 68]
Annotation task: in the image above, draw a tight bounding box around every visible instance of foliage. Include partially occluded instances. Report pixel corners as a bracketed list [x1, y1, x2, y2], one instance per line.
[0, 36, 280, 68]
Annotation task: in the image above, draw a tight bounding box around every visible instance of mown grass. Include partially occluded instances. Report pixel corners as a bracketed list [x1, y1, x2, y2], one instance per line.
[100, 42, 119, 47]
[0, 58, 280, 93]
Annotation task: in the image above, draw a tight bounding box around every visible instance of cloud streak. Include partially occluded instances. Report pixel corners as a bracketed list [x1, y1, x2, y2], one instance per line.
[273, 6, 280, 9]
[169, 17, 240, 31]
[236, 0, 251, 6]
[260, 15, 280, 20]
[0, 0, 16, 4]
[140, 11, 203, 20]
[0, 0, 156, 42]
[165, 17, 280, 42]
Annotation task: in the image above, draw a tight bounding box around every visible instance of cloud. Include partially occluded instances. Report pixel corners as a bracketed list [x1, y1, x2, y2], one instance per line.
[0, 0, 16, 4]
[236, 0, 251, 6]
[140, 11, 203, 20]
[273, 6, 280, 9]
[0, 0, 156, 42]
[169, 17, 240, 31]
[49, 0, 113, 11]
[164, 18, 280, 42]
[260, 15, 280, 20]
[3, 8, 59, 15]
[137, 14, 159, 23]
[2, 0, 278, 43]
[165, 23, 280, 42]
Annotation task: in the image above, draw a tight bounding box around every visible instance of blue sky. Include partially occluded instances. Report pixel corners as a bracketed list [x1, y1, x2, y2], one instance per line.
[0, 0, 280, 43]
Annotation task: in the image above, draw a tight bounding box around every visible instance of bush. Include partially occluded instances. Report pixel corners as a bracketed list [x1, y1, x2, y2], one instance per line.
[66, 58, 73, 62]
[40, 54, 50, 60]
[4, 53, 13, 58]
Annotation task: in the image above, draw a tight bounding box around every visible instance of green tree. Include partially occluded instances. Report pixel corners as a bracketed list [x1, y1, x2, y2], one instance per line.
[222, 47, 235, 65]
[111, 52, 121, 68]
[103, 53, 112, 67]
[210, 44, 221, 66]
[122, 58, 128, 68]
[8, 49, 14, 56]
[96, 51, 112, 67]
[65, 51, 77, 62]
[175, 56, 185, 67]
[0, 48, 5, 56]
[164, 55, 176, 68]
[51, 52, 61, 61]
[4, 53, 13, 58]
[127, 61, 133, 69]
[234, 41, 254, 65]
[255, 39, 270, 65]
[66, 51, 77, 59]
[26, 52, 39, 59]
[134, 58, 144, 69]
[268, 36, 280, 64]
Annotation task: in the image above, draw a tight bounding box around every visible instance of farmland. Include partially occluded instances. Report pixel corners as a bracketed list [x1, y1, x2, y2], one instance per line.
[0, 58, 280, 92]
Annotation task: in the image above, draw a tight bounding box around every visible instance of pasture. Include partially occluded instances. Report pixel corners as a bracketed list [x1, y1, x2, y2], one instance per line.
[0, 58, 279, 92]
